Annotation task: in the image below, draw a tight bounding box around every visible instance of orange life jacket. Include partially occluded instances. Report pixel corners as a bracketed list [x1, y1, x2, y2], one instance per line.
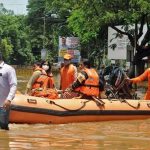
[32, 73, 54, 89]
[32, 88, 59, 99]
[75, 68, 99, 97]
[60, 64, 76, 90]
[31, 73, 57, 98]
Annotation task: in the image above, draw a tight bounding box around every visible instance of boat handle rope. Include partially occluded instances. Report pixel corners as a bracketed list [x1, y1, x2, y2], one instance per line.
[120, 99, 140, 109]
[45, 100, 89, 112]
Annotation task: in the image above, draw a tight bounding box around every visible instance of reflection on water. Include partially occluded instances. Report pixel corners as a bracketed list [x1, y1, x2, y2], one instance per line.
[1, 121, 150, 149]
[1, 68, 150, 149]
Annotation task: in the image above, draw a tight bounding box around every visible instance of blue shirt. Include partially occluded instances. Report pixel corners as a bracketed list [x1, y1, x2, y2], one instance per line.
[0, 61, 17, 106]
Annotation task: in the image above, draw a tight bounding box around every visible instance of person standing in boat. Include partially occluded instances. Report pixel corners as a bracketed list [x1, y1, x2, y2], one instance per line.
[60, 54, 77, 91]
[127, 68, 150, 100]
[0, 52, 17, 130]
[66, 60, 100, 99]
[60, 53, 79, 98]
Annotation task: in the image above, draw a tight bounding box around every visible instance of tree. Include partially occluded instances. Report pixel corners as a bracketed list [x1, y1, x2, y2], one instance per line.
[44, 0, 108, 67]
[27, 0, 67, 60]
[67, 0, 150, 74]
[27, 0, 150, 73]
[98, 0, 150, 75]
[0, 14, 34, 64]
[0, 38, 13, 61]
[0, 3, 34, 65]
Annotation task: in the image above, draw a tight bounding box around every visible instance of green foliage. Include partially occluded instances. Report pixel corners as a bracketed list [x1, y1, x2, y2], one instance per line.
[0, 38, 13, 61]
[1, 0, 150, 68]
[68, 9, 99, 42]
[0, 12, 34, 64]
[27, 0, 71, 61]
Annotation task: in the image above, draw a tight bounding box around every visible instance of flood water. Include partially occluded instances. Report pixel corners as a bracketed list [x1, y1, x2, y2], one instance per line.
[0, 68, 150, 150]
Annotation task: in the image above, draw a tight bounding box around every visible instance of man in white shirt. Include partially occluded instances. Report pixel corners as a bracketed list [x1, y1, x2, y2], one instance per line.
[0, 52, 17, 130]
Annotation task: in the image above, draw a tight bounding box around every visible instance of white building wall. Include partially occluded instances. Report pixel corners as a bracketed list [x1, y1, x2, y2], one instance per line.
[108, 25, 147, 60]
[108, 26, 129, 60]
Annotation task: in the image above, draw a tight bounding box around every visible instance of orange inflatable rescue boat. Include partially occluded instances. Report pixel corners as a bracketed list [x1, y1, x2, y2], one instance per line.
[9, 94, 150, 124]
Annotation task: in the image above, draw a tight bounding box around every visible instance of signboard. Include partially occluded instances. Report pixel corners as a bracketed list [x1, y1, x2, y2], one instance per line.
[66, 37, 80, 49]
[58, 36, 80, 63]
[108, 26, 128, 60]
[108, 25, 147, 60]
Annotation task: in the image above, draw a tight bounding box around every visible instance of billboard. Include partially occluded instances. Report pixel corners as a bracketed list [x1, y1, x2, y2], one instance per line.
[58, 36, 81, 63]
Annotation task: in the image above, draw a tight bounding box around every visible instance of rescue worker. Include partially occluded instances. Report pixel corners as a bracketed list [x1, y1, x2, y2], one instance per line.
[31, 60, 58, 99]
[60, 54, 77, 91]
[31, 60, 54, 90]
[127, 68, 150, 100]
[67, 60, 100, 99]
[25, 61, 43, 95]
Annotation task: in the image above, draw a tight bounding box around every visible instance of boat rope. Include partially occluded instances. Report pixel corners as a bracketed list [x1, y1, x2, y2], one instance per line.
[45, 99, 89, 112]
[119, 99, 140, 109]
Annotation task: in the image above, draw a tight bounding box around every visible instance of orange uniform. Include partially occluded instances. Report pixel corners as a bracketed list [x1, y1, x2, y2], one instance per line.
[130, 68, 150, 100]
[75, 68, 99, 97]
[60, 64, 77, 91]
[32, 73, 54, 89]
[31, 73, 58, 99]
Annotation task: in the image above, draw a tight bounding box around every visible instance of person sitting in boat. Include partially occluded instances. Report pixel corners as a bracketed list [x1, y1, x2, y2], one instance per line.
[26, 60, 58, 99]
[25, 61, 44, 95]
[127, 68, 150, 100]
[66, 60, 100, 99]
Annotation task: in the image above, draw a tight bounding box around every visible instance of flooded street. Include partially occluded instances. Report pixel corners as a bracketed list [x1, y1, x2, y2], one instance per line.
[0, 68, 150, 150]
[1, 121, 150, 149]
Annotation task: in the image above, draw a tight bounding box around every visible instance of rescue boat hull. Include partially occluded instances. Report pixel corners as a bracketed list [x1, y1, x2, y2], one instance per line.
[9, 94, 150, 124]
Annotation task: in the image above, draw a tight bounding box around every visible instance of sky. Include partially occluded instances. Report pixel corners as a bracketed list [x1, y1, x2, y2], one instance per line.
[0, 0, 28, 14]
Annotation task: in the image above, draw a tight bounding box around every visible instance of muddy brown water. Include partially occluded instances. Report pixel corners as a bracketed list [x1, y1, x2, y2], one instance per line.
[0, 68, 150, 150]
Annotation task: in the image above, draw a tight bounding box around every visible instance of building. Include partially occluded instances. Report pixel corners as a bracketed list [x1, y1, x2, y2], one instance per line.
[108, 25, 148, 69]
